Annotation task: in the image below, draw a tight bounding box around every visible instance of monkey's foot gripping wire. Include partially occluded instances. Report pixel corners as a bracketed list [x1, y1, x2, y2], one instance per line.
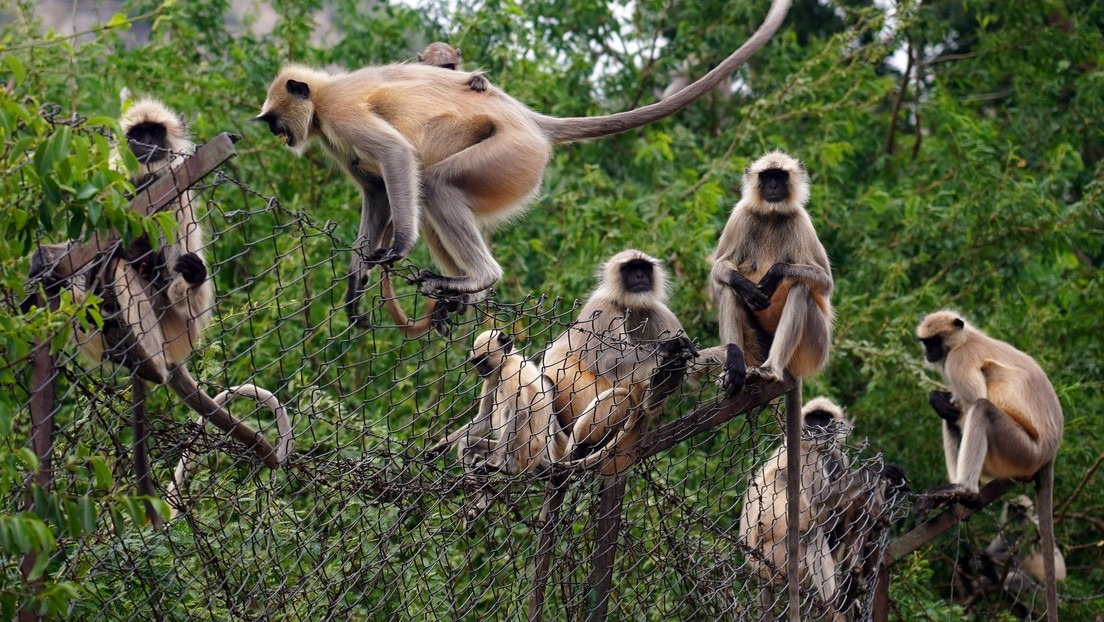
[165, 384, 293, 520]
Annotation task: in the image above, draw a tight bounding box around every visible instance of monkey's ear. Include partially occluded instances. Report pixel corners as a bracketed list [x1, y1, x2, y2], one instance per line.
[416, 52, 425, 62]
[286, 80, 310, 100]
[497, 332, 513, 353]
[953, 318, 965, 329]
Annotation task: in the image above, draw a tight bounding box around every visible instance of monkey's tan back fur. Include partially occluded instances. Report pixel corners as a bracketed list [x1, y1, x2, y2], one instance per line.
[918, 310, 1063, 480]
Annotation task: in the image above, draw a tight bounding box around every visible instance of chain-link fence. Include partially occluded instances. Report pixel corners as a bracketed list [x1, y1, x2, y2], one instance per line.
[9, 128, 1016, 622]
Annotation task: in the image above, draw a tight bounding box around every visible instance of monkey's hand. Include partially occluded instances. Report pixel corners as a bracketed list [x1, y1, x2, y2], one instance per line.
[928, 390, 960, 422]
[467, 71, 490, 93]
[425, 437, 453, 460]
[881, 462, 911, 494]
[725, 270, 771, 311]
[429, 297, 466, 337]
[174, 253, 208, 286]
[657, 335, 698, 367]
[646, 336, 697, 409]
[720, 343, 747, 398]
[756, 263, 789, 298]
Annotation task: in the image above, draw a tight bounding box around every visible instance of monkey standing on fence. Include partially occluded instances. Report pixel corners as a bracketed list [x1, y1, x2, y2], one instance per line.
[252, 0, 792, 330]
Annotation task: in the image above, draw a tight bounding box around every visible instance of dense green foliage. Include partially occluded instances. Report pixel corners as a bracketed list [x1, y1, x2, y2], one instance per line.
[0, 0, 1100, 619]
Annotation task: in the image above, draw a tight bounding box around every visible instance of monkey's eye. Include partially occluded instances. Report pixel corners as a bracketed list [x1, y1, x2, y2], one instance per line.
[470, 354, 488, 369]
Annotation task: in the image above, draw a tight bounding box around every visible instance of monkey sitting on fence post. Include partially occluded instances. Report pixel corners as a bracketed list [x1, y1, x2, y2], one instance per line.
[710, 150, 834, 386]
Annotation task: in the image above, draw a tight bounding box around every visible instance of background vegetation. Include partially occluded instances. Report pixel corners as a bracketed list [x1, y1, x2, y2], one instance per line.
[0, 0, 1100, 619]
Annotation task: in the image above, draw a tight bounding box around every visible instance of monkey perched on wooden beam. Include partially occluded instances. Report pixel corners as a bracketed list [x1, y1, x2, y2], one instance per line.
[540, 250, 699, 476]
[28, 99, 293, 524]
[916, 310, 1063, 621]
[710, 150, 834, 386]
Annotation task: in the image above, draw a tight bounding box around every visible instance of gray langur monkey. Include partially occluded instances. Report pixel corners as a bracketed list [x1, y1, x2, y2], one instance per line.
[29, 99, 292, 523]
[430, 329, 567, 474]
[740, 397, 852, 620]
[916, 310, 1063, 621]
[417, 41, 490, 92]
[740, 397, 908, 619]
[992, 496, 1067, 589]
[711, 150, 833, 384]
[252, 0, 792, 326]
[540, 250, 699, 477]
[428, 330, 567, 518]
[954, 495, 1067, 616]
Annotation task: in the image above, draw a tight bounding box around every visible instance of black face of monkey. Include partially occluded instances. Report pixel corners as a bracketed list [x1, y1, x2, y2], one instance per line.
[126, 122, 169, 164]
[920, 336, 946, 363]
[758, 168, 790, 203]
[804, 409, 835, 429]
[470, 353, 494, 377]
[620, 259, 654, 294]
[253, 113, 294, 147]
[470, 333, 511, 377]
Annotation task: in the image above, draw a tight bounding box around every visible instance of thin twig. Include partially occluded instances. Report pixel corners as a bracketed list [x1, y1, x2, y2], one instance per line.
[1057, 451, 1104, 520]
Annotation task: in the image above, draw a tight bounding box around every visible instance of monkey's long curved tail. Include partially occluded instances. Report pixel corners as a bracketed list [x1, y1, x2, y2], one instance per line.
[379, 269, 440, 337]
[1035, 460, 1059, 622]
[165, 381, 294, 520]
[534, 0, 792, 144]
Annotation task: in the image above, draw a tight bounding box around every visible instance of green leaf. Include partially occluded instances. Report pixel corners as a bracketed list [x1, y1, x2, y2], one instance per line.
[65, 499, 82, 537]
[79, 495, 96, 533]
[106, 13, 130, 29]
[26, 549, 50, 581]
[88, 456, 112, 489]
[3, 53, 25, 86]
[31, 486, 48, 519]
[16, 448, 39, 471]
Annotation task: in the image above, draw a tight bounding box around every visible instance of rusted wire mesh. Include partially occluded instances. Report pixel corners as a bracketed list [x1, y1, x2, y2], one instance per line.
[11, 137, 913, 621]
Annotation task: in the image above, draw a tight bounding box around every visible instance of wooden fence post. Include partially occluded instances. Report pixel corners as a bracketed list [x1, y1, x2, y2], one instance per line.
[528, 473, 570, 622]
[17, 133, 238, 621]
[784, 382, 803, 622]
[585, 475, 628, 622]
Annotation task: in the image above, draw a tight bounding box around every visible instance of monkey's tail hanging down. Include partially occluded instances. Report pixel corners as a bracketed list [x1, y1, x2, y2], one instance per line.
[165, 382, 293, 520]
[534, 0, 792, 143]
